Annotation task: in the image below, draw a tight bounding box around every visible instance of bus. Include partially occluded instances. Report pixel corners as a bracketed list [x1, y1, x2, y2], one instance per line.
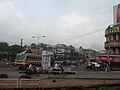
[14, 51, 42, 70]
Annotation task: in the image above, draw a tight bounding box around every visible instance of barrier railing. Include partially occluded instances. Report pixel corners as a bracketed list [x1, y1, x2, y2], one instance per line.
[0, 78, 19, 88]
[0, 79, 41, 88]
[19, 79, 40, 88]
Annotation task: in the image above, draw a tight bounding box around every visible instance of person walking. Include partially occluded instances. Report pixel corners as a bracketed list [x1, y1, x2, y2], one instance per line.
[59, 65, 64, 75]
[105, 63, 110, 72]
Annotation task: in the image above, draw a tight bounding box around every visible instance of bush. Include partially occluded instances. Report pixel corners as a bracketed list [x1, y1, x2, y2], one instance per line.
[19, 74, 32, 79]
[0, 73, 8, 78]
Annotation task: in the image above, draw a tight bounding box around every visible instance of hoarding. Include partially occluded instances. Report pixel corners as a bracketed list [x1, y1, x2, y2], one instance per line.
[42, 50, 51, 70]
[113, 4, 120, 24]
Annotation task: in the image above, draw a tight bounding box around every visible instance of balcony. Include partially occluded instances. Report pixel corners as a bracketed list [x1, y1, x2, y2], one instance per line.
[105, 26, 120, 36]
[105, 40, 120, 48]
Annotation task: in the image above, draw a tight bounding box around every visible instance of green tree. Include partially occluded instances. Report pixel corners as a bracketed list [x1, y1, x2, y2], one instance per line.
[0, 42, 9, 52]
[30, 43, 37, 49]
[9, 44, 23, 53]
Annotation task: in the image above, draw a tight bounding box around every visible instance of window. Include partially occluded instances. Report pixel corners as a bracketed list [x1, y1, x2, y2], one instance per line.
[113, 34, 116, 40]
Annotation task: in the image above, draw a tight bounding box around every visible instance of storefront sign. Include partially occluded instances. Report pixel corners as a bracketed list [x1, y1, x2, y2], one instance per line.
[109, 26, 120, 33]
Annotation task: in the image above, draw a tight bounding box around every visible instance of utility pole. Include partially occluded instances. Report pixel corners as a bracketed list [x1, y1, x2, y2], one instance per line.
[20, 38, 23, 52]
[20, 38, 23, 47]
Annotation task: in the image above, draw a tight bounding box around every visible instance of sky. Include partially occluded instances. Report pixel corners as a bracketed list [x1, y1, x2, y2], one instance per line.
[0, 0, 119, 50]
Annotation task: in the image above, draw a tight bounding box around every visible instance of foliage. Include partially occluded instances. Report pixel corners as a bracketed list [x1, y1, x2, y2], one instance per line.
[30, 43, 37, 49]
[0, 42, 9, 52]
[0, 42, 27, 62]
[30, 43, 53, 51]
[9, 44, 23, 53]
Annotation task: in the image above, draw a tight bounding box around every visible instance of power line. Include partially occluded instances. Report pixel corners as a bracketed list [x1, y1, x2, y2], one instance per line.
[49, 28, 105, 44]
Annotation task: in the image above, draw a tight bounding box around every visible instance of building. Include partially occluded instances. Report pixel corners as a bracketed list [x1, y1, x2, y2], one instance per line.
[105, 24, 120, 55]
[105, 4, 120, 55]
[54, 44, 80, 64]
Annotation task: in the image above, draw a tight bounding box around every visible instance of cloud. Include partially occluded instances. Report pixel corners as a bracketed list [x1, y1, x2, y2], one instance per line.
[47, 12, 104, 50]
[0, 1, 105, 50]
[0, 2, 26, 35]
[47, 12, 92, 45]
[55, 12, 94, 38]
[0, 1, 37, 44]
[57, 12, 91, 29]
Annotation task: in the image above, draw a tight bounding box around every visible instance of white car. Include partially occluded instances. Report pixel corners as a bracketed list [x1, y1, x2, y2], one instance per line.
[89, 62, 100, 68]
[85, 62, 101, 68]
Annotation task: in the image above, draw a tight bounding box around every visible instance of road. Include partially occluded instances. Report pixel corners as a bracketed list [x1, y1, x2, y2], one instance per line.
[0, 65, 120, 79]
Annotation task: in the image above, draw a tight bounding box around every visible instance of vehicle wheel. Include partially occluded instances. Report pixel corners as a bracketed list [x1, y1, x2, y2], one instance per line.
[26, 69, 32, 75]
[0, 73, 8, 78]
[19, 67, 23, 70]
[19, 74, 31, 79]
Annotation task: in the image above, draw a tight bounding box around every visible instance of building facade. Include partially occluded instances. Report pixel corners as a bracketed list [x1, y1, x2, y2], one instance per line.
[105, 23, 120, 55]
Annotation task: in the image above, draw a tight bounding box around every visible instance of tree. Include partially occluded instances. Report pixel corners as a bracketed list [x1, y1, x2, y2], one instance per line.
[0, 42, 9, 52]
[9, 44, 23, 53]
[30, 43, 37, 49]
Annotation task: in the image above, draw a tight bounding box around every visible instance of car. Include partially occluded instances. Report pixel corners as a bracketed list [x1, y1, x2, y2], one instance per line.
[89, 62, 100, 67]
[85, 61, 101, 70]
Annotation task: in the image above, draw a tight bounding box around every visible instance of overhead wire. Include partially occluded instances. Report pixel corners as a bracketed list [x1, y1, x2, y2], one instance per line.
[0, 27, 106, 45]
[49, 27, 105, 44]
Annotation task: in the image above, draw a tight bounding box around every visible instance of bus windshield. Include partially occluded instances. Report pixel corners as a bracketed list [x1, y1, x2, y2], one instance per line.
[16, 54, 25, 60]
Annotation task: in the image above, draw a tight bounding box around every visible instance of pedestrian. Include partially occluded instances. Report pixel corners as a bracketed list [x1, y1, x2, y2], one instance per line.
[29, 63, 33, 69]
[59, 65, 64, 75]
[105, 63, 110, 72]
[76, 62, 79, 68]
[55, 63, 59, 69]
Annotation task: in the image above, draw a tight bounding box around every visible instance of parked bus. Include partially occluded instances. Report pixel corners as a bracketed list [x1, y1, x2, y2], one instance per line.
[14, 51, 42, 70]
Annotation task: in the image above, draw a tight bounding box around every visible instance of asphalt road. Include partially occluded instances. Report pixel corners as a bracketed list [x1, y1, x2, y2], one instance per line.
[0, 65, 120, 79]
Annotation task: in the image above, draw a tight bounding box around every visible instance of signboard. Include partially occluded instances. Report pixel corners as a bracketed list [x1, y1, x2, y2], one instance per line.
[105, 26, 120, 35]
[109, 26, 120, 33]
[42, 50, 51, 70]
[98, 55, 120, 63]
[113, 4, 120, 24]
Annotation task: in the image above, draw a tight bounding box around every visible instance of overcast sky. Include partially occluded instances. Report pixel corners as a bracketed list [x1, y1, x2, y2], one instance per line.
[0, 0, 119, 50]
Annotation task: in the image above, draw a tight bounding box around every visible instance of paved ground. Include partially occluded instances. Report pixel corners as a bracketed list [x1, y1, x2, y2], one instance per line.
[0, 65, 120, 79]
[0, 78, 120, 88]
[0, 65, 120, 88]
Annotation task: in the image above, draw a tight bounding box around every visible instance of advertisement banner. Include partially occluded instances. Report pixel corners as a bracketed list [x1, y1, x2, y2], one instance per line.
[42, 50, 51, 70]
[113, 4, 120, 24]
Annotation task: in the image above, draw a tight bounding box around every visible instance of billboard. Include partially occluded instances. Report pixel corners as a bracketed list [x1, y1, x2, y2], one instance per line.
[113, 4, 120, 24]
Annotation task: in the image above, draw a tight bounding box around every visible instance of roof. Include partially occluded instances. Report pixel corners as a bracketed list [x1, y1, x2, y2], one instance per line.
[27, 48, 44, 55]
[57, 44, 75, 50]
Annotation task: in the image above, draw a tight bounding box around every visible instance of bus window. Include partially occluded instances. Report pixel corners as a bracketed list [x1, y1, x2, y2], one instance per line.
[16, 54, 25, 60]
[26, 56, 29, 60]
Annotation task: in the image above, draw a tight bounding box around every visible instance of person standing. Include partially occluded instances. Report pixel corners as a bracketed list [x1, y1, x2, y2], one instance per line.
[76, 62, 79, 68]
[29, 63, 33, 69]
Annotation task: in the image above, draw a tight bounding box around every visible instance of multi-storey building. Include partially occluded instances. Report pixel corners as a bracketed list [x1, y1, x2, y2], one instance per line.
[105, 23, 120, 55]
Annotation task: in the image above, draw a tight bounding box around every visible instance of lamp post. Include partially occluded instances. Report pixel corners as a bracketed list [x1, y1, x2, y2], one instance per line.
[32, 35, 45, 55]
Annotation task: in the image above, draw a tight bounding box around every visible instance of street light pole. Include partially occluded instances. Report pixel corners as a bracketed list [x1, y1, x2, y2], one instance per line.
[33, 35, 45, 55]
